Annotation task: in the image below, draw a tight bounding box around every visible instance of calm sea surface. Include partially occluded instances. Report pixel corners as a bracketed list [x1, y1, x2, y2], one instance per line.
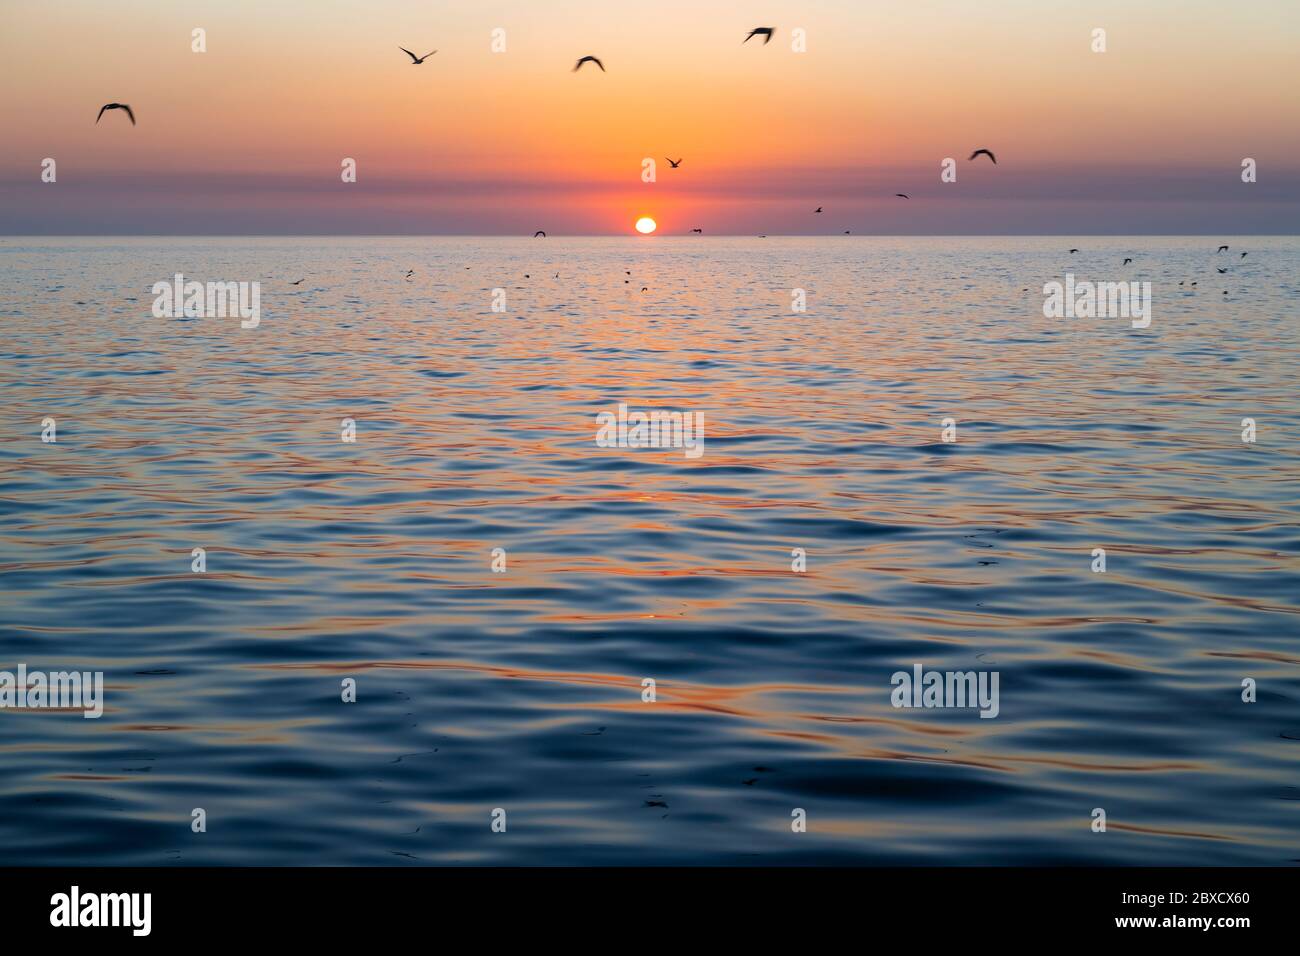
[1, 236, 1297, 865]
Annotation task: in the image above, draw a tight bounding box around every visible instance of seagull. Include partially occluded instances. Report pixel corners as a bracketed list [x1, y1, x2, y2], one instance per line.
[1217, 267, 1228, 273]
[969, 148, 997, 164]
[405, 270, 414, 279]
[1069, 248, 1079, 254]
[1240, 251, 1248, 258]
[290, 278, 305, 285]
[399, 47, 437, 64]
[813, 206, 823, 213]
[895, 193, 910, 199]
[690, 228, 702, 234]
[534, 230, 546, 237]
[573, 55, 605, 72]
[1123, 258, 1133, 265]
[666, 158, 682, 168]
[1217, 245, 1229, 253]
[96, 103, 135, 125]
[744, 27, 775, 44]
[844, 230, 851, 234]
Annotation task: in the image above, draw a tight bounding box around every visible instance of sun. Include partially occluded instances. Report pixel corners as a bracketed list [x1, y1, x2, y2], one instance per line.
[635, 216, 657, 234]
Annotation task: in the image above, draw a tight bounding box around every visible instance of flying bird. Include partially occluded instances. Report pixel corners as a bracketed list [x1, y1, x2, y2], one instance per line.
[290, 278, 305, 285]
[399, 47, 437, 64]
[96, 103, 135, 126]
[405, 270, 414, 279]
[1069, 248, 1079, 254]
[690, 228, 702, 234]
[534, 230, 546, 237]
[1217, 267, 1228, 273]
[813, 206, 823, 213]
[968, 148, 997, 164]
[1123, 258, 1132, 265]
[666, 158, 682, 168]
[573, 55, 605, 72]
[1240, 251, 1247, 258]
[895, 193, 910, 199]
[745, 27, 775, 44]
[844, 230, 851, 234]
[1217, 245, 1229, 252]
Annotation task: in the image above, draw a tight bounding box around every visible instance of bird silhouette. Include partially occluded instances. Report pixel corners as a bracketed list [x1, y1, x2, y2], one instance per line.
[1123, 258, 1133, 265]
[666, 158, 682, 168]
[1217, 245, 1229, 253]
[1068, 248, 1079, 254]
[968, 148, 997, 164]
[573, 55, 605, 72]
[745, 27, 775, 44]
[813, 206, 823, 213]
[1217, 267, 1228, 273]
[895, 193, 910, 199]
[690, 228, 702, 234]
[96, 103, 135, 126]
[534, 230, 546, 237]
[290, 278, 305, 285]
[1240, 251, 1248, 258]
[399, 47, 436, 64]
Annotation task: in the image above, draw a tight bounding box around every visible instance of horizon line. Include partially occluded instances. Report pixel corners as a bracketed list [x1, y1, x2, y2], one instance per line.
[3, 232, 1297, 240]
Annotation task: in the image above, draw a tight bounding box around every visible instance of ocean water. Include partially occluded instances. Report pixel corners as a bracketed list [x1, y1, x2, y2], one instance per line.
[0, 235, 1297, 866]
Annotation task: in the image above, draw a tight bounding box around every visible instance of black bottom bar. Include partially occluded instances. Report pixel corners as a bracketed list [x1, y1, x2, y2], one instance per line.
[1, 867, 1288, 940]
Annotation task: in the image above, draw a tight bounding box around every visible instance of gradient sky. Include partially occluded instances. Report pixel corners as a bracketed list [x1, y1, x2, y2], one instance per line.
[1, 0, 1297, 234]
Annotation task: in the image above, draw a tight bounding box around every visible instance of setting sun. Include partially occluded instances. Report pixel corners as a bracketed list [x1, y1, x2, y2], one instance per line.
[635, 217, 657, 235]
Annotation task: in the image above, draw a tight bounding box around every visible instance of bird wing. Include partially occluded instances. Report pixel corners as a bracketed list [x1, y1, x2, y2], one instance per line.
[594, 57, 605, 71]
[400, 47, 419, 61]
[96, 104, 109, 123]
[422, 50, 437, 60]
[122, 104, 135, 125]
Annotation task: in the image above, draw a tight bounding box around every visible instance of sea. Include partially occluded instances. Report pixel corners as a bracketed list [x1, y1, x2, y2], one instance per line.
[0, 235, 1296, 864]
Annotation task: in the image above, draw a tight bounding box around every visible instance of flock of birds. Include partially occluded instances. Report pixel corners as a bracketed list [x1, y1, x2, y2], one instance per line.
[91, 27, 1255, 287]
[91, 27, 1004, 238]
[1012, 243, 1248, 297]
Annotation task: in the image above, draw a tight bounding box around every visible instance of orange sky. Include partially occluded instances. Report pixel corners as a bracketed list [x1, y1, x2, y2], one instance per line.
[1, 0, 1297, 233]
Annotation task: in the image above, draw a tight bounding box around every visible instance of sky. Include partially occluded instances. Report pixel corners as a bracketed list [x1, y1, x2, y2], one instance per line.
[1, 0, 1297, 235]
